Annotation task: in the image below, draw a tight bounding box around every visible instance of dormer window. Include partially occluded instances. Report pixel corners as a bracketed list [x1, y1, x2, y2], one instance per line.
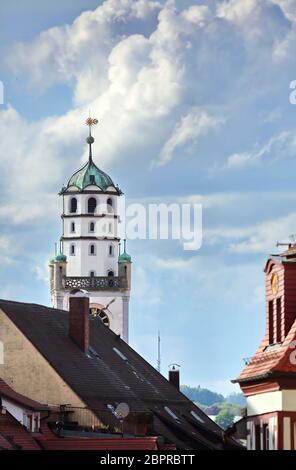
[89, 175, 95, 185]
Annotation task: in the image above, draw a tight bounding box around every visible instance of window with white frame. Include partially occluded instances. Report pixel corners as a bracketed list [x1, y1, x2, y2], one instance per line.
[70, 244, 75, 256]
[89, 221, 95, 233]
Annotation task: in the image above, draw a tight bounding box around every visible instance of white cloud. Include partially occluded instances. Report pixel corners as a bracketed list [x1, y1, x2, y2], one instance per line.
[156, 257, 195, 270]
[0, 235, 19, 265]
[132, 266, 161, 305]
[224, 131, 294, 170]
[269, 0, 296, 22]
[155, 109, 222, 166]
[181, 5, 212, 26]
[229, 212, 296, 254]
[33, 261, 50, 284]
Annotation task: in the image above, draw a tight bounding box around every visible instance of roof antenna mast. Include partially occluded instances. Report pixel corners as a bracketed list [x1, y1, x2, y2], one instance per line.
[157, 330, 161, 373]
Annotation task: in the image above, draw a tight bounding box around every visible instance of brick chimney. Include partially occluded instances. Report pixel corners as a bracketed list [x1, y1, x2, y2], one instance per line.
[168, 364, 180, 390]
[69, 291, 90, 353]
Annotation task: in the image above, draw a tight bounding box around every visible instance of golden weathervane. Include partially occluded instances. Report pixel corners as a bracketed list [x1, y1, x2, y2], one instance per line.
[86, 116, 99, 128]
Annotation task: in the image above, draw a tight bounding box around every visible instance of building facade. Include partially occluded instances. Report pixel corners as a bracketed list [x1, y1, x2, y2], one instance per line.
[49, 118, 131, 342]
[234, 243, 296, 450]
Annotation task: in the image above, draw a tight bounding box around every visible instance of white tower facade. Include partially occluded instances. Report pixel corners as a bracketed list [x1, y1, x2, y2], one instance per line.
[50, 118, 131, 342]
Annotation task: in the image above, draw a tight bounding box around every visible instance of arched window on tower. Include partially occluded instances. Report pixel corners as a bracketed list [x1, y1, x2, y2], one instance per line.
[107, 198, 113, 214]
[89, 222, 95, 233]
[108, 270, 114, 287]
[89, 244, 96, 256]
[88, 197, 97, 214]
[70, 244, 75, 256]
[70, 198, 77, 213]
[71, 222, 75, 233]
[109, 245, 114, 256]
[90, 271, 96, 277]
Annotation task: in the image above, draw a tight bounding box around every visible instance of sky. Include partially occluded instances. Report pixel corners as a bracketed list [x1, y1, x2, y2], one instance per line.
[0, 0, 296, 396]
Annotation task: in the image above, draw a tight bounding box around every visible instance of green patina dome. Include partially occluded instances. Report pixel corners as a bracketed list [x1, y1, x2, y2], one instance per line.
[63, 160, 120, 193]
[50, 252, 67, 263]
[118, 251, 132, 263]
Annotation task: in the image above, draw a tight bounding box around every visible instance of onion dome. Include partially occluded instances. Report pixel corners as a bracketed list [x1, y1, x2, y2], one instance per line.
[118, 239, 131, 263]
[65, 160, 118, 193]
[50, 252, 67, 264]
[55, 252, 67, 262]
[60, 116, 122, 195]
[118, 251, 132, 263]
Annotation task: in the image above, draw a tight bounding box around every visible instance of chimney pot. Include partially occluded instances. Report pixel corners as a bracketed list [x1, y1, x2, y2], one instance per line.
[69, 292, 90, 352]
[168, 364, 180, 390]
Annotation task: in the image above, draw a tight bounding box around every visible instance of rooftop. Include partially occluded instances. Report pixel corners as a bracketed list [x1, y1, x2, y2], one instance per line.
[0, 299, 240, 450]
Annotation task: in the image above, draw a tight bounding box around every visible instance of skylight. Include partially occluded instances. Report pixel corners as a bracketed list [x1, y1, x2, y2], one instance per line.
[113, 347, 128, 361]
[190, 410, 205, 423]
[164, 406, 179, 421]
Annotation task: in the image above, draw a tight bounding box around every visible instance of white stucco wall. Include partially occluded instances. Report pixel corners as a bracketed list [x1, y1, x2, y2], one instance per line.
[247, 390, 296, 416]
[2, 398, 40, 431]
[51, 187, 130, 342]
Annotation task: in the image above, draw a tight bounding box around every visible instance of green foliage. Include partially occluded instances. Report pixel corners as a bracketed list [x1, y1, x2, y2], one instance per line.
[181, 385, 224, 406]
[215, 408, 236, 430]
[181, 386, 245, 431]
[181, 385, 245, 408]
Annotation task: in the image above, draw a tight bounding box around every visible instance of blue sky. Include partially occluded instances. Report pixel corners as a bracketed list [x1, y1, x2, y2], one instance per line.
[1, 0, 296, 395]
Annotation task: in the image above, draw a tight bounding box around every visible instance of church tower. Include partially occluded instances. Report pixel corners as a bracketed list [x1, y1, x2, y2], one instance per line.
[49, 117, 132, 343]
[234, 243, 296, 450]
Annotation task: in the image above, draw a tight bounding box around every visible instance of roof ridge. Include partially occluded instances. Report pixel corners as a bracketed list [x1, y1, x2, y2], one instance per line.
[0, 298, 66, 313]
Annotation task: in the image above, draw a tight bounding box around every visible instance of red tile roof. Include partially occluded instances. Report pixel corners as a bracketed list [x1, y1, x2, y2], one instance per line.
[0, 410, 40, 450]
[0, 378, 48, 411]
[36, 436, 159, 450]
[235, 316, 296, 382]
[0, 432, 13, 450]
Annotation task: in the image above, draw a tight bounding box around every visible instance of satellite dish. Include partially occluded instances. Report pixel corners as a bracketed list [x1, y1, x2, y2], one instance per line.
[114, 402, 130, 419]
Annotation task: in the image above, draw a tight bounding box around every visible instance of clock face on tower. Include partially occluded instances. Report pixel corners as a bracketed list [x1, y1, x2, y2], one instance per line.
[90, 307, 110, 327]
[271, 273, 279, 296]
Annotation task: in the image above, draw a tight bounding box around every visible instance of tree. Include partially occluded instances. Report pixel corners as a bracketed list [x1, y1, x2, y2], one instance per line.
[215, 408, 236, 430]
[181, 385, 224, 406]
